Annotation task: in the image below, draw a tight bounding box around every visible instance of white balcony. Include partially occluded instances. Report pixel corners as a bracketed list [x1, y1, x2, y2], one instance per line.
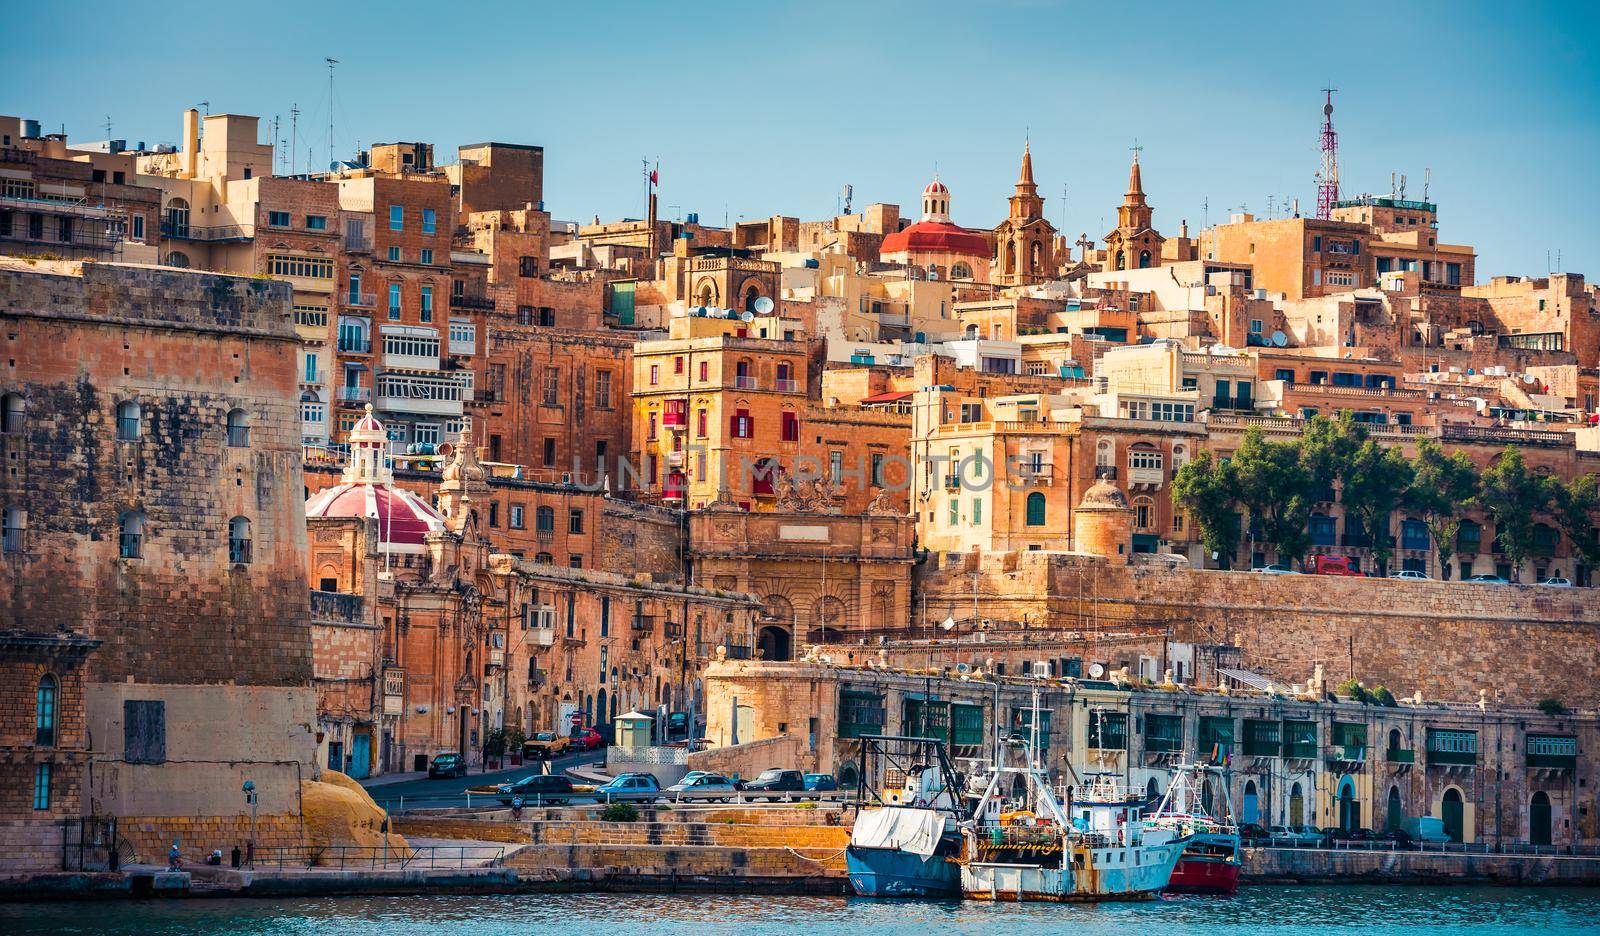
[1127, 466, 1165, 488]
[375, 373, 466, 417]
[533, 628, 555, 647]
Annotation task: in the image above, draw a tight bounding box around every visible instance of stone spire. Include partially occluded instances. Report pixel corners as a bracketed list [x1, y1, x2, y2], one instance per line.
[1008, 139, 1043, 221]
[1116, 149, 1153, 232]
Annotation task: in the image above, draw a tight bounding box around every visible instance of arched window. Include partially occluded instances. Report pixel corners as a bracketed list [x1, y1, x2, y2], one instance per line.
[1115, 250, 1126, 271]
[1005, 242, 1016, 273]
[1139, 249, 1152, 269]
[35, 675, 57, 746]
[1025, 491, 1047, 527]
[951, 262, 972, 279]
[964, 324, 978, 339]
[226, 408, 250, 447]
[164, 250, 190, 269]
[164, 197, 190, 235]
[534, 551, 553, 564]
[1133, 495, 1155, 531]
[1, 393, 23, 434]
[228, 516, 252, 563]
[118, 511, 144, 559]
[743, 284, 761, 312]
[535, 506, 555, 532]
[2, 505, 23, 553]
[1030, 241, 1042, 272]
[115, 400, 141, 441]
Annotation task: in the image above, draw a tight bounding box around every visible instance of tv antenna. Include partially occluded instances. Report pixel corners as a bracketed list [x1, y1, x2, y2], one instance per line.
[326, 57, 339, 170]
[289, 104, 300, 176]
[841, 183, 853, 215]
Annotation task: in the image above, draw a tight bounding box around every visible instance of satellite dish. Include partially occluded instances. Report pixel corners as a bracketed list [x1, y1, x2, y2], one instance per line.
[941, 616, 957, 631]
[1271, 330, 1288, 347]
[740, 310, 755, 323]
[928, 270, 940, 281]
[955, 662, 971, 674]
[753, 295, 774, 315]
[1088, 662, 1106, 679]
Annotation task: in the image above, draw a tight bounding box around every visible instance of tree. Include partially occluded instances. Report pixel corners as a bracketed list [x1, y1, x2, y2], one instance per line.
[1404, 439, 1479, 580]
[1300, 412, 1368, 495]
[1172, 451, 1240, 569]
[1548, 472, 1600, 577]
[1229, 427, 1315, 567]
[1476, 446, 1552, 581]
[1340, 440, 1415, 574]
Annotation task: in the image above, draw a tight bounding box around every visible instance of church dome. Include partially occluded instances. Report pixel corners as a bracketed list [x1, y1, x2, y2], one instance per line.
[880, 221, 990, 258]
[1078, 479, 1131, 510]
[305, 405, 446, 553]
[923, 178, 949, 196]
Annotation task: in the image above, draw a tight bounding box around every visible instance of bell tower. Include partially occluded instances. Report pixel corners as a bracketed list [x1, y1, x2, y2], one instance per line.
[993, 139, 1056, 286]
[1102, 145, 1165, 272]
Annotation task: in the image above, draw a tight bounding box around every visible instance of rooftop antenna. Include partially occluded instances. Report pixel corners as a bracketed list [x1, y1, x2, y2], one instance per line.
[1315, 87, 1340, 220]
[841, 183, 853, 215]
[1399, 173, 1408, 201]
[1423, 167, 1431, 202]
[104, 116, 113, 139]
[289, 104, 299, 176]
[197, 101, 210, 116]
[271, 115, 280, 173]
[325, 58, 340, 171]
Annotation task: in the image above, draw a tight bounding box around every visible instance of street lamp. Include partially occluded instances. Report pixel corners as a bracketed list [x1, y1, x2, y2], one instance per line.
[242, 779, 258, 868]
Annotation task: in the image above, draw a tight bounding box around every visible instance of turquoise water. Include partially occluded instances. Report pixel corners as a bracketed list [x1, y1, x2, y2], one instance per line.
[5, 887, 1600, 934]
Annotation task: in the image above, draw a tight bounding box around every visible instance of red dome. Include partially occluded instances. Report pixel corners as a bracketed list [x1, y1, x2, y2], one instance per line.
[923, 178, 949, 196]
[880, 220, 990, 258]
[306, 482, 445, 554]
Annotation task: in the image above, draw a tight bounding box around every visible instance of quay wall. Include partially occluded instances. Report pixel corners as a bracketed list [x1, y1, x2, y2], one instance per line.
[1246, 846, 1600, 885]
[916, 552, 1600, 705]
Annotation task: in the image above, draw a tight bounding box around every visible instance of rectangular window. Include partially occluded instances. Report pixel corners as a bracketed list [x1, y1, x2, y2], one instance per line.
[948, 499, 959, 526]
[871, 453, 885, 486]
[781, 411, 799, 442]
[519, 256, 538, 277]
[595, 371, 612, 409]
[388, 246, 402, 262]
[542, 368, 560, 406]
[569, 509, 584, 534]
[388, 283, 402, 319]
[1086, 711, 1125, 751]
[32, 763, 50, 811]
[650, 364, 660, 386]
[123, 700, 167, 764]
[268, 210, 291, 227]
[389, 204, 404, 231]
[839, 691, 887, 738]
[698, 361, 709, 382]
[971, 497, 983, 525]
[1426, 729, 1478, 765]
[600, 596, 611, 637]
[829, 450, 843, 483]
[543, 437, 556, 467]
[1145, 713, 1184, 753]
[510, 505, 525, 529]
[420, 286, 433, 322]
[732, 408, 752, 438]
[422, 208, 437, 234]
[307, 214, 328, 231]
[420, 248, 433, 265]
[131, 214, 144, 240]
[674, 356, 685, 374]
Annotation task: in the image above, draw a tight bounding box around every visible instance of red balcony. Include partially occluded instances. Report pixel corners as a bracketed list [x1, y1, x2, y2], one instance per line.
[663, 470, 687, 501]
[662, 399, 688, 428]
[751, 458, 778, 496]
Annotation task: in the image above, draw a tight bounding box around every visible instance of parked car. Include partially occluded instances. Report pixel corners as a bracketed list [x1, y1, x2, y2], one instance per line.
[1280, 825, 1323, 846]
[1251, 564, 1299, 575]
[568, 727, 604, 752]
[497, 773, 576, 805]
[666, 712, 690, 741]
[1238, 823, 1271, 845]
[742, 768, 806, 800]
[1402, 816, 1451, 845]
[665, 773, 740, 800]
[595, 772, 660, 798]
[1389, 569, 1431, 581]
[522, 731, 570, 760]
[1308, 556, 1364, 576]
[1540, 577, 1574, 587]
[1267, 824, 1297, 843]
[1466, 574, 1511, 585]
[428, 753, 468, 779]
[803, 773, 839, 792]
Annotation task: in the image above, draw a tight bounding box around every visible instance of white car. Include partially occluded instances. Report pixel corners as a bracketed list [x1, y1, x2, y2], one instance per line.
[1251, 564, 1299, 574]
[1540, 577, 1574, 587]
[1390, 570, 1430, 581]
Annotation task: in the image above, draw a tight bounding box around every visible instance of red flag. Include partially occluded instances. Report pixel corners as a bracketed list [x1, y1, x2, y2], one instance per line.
[649, 169, 658, 186]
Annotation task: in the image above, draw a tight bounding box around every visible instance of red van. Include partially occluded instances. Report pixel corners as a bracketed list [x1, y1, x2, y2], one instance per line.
[1308, 555, 1365, 576]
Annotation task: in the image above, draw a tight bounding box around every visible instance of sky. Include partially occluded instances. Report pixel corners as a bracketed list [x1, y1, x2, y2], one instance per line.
[11, 0, 1599, 279]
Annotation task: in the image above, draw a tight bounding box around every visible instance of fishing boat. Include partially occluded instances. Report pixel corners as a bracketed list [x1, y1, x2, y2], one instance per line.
[1146, 763, 1241, 895]
[846, 735, 967, 898]
[959, 687, 1187, 902]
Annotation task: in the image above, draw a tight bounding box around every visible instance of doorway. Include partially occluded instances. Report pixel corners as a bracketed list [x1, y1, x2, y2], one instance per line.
[1442, 787, 1465, 842]
[1530, 791, 1552, 846]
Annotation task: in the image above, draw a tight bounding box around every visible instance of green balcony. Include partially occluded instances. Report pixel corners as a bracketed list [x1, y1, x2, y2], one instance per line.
[1426, 749, 1477, 766]
[1386, 748, 1415, 764]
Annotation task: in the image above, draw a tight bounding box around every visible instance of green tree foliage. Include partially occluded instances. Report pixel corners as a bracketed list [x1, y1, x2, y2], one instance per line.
[1404, 440, 1480, 580]
[1341, 440, 1416, 573]
[1548, 473, 1600, 572]
[1477, 447, 1553, 581]
[1171, 451, 1240, 568]
[1230, 427, 1314, 566]
[1300, 412, 1368, 493]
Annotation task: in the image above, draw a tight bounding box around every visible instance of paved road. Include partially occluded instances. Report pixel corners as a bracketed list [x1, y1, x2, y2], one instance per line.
[363, 749, 605, 810]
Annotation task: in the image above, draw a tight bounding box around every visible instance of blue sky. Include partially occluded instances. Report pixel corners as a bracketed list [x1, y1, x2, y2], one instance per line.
[11, 0, 1598, 279]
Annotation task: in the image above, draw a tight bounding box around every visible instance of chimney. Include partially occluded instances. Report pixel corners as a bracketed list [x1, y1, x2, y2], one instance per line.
[182, 108, 200, 179]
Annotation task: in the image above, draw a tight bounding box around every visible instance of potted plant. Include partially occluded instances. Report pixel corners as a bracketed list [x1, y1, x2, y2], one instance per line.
[483, 727, 508, 770]
[507, 727, 527, 765]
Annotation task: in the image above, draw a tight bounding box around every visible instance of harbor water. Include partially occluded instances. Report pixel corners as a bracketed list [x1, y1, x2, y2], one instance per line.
[5, 887, 1600, 934]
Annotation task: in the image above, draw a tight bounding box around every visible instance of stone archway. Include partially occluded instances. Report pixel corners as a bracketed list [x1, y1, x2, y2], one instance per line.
[1289, 782, 1305, 827]
[1338, 777, 1359, 830]
[1531, 791, 1553, 846]
[1386, 785, 1404, 832]
[758, 625, 792, 662]
[1441, 787, 1465, 843]
[808, 595, 847, 643]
